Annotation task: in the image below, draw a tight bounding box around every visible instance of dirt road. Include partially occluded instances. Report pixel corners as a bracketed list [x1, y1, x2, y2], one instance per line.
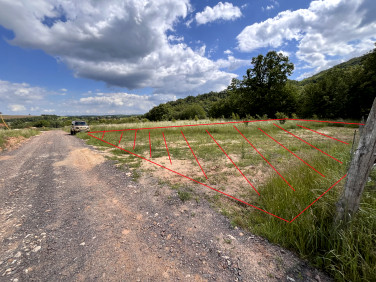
[0, 130, 329, 281]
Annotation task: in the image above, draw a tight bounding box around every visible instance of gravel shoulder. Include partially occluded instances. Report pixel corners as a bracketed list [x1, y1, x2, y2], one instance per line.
[0, 130, 331, 281]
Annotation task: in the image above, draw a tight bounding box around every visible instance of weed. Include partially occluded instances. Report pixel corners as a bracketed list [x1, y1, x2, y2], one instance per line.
[178, 190, 192, 202]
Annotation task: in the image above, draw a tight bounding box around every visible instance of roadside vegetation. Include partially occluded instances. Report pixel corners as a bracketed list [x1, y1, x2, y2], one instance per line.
[75, 117, 375, 281]
[0, 128, 40, 150]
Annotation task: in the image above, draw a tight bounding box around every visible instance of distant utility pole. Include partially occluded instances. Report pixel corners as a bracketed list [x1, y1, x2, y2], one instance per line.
[336, 98, 376, 222]
[0, 112, 11, 130]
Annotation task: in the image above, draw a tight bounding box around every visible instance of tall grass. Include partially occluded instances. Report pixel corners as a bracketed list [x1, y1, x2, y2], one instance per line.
[234, 156, 376, 281]
[76, 119, 375, 280]
[0, 128, 40, 150]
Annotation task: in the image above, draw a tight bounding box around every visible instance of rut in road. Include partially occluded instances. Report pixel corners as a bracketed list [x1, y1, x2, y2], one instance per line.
[0, 130, 330, 281]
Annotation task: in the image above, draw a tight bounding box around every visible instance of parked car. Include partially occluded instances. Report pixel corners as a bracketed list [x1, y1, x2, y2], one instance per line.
[71, 121, 90, 135]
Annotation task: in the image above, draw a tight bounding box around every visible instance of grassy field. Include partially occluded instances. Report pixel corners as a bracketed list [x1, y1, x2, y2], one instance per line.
[0, 128, 40, 150]
[76, 119, 375, 281]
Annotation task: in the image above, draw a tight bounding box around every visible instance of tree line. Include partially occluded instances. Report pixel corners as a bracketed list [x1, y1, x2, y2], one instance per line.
[145, 45, 376, 121]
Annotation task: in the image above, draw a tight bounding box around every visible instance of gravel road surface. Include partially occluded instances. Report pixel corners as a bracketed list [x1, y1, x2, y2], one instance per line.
[0, 130, 330, 281]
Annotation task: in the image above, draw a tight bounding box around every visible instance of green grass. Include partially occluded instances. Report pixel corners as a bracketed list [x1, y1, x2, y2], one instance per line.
[230, 157, 376, 281]
[0, 128, 40, 150]
[74, 118, 374, 281]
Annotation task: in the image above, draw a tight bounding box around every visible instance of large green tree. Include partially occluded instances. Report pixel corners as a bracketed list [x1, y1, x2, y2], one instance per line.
[227, 51, 295, 117]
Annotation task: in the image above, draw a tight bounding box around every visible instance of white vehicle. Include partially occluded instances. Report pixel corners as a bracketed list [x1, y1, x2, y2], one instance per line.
[71, 121, 90, 135]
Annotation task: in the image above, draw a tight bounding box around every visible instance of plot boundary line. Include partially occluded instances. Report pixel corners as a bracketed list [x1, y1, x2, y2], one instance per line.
[88, 133, 346, 222]
[274, 123, 343, 164]
[88, 133, 290, 222]
[118, 132, 124, 145]
[296, 124, 349, 144]
[133, 130, 137, 150]
[206, 129, 260, 196]
[89, 119, 354, 222]
[258, 128, 325, 178]
[289, 174, 347, 222]
[88, 118, 364, 134]
[149, 132, 151, 158]
[181, 131, 208, 180]
[234, 126, 296, 192]
[163, 132, 172, 165]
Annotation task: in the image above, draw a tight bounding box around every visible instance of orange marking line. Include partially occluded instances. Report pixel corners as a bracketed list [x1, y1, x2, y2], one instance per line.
[181, 131, 207, 179]
[234, 126, 295, 192]
[206, 129, 260, 196]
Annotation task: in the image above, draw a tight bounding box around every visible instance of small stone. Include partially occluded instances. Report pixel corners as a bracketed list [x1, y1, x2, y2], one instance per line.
[315, 274, 322, 282]
[5, 268, 12, 273]
[239, 232, 244, 236]
[80, 242, 85, 246]
[32, 246, 41, 253]
[136, 267, 141, 272]
[226, 235, 236, 241]
[287, 276, 295, 282]
[41, 233, 46, 236]
[14, 252, 22, 258]
[13, 278, 19, 282]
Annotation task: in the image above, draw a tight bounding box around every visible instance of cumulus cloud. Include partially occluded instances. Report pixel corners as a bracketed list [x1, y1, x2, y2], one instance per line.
[237, 0, 376, 75]
[0, 79, 177, 115]
[0, 0, 236, 95]
[0, 80, 46, 110]
[9, 104, 26, 112]
[195, 2, 242, 25]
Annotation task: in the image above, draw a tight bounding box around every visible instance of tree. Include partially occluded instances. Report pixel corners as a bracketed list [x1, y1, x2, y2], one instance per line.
[242, 51, 295, 117]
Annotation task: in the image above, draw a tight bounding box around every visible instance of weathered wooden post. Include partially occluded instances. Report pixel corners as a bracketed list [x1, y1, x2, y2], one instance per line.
[336, 97, 376, 222]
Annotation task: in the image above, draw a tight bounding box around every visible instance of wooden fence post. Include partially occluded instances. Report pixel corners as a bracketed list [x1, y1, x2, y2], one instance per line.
[336, 97, 376, 222]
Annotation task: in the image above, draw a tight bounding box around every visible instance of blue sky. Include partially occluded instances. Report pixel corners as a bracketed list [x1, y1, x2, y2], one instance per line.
[0, 0, 375, 116]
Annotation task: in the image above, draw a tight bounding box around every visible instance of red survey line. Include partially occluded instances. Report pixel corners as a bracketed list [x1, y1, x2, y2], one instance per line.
[133, 130, 137, 150]
[163, 132, 172, 165]
[296, 124, 349, 144]
[290, 174, 347, 222]
[149, 132, 151, 158]
[118, 132, 124, 145]
[88, 118, 364, 134]
[206, 130, 260, 196]
[102, 132, 105, 139]
[287, 118, 364, 125]
[258, 128, 325, 178]
[274, 124, 342, 164]
[87, 133, 289, 222]
[234, 126, 295, 191]
[88, 119, 287, 133]
[181, 131, 207, 179]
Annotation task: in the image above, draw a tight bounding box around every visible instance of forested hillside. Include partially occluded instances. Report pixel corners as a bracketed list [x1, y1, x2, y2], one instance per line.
[144, 46, 376, 121]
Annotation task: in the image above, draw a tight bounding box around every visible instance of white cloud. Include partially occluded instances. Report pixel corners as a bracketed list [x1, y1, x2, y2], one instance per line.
[215, 56, 249, 71]
[224, 49, 233, 55]
[195, 2, 242, 25]
[9, 104, 26, 112]
[0, 0, 235, 95]
[0, 79, 179, 115]
[60, 88, 67, 92]
[237, 0, 376, 75]
[167, 35, 184, 42]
